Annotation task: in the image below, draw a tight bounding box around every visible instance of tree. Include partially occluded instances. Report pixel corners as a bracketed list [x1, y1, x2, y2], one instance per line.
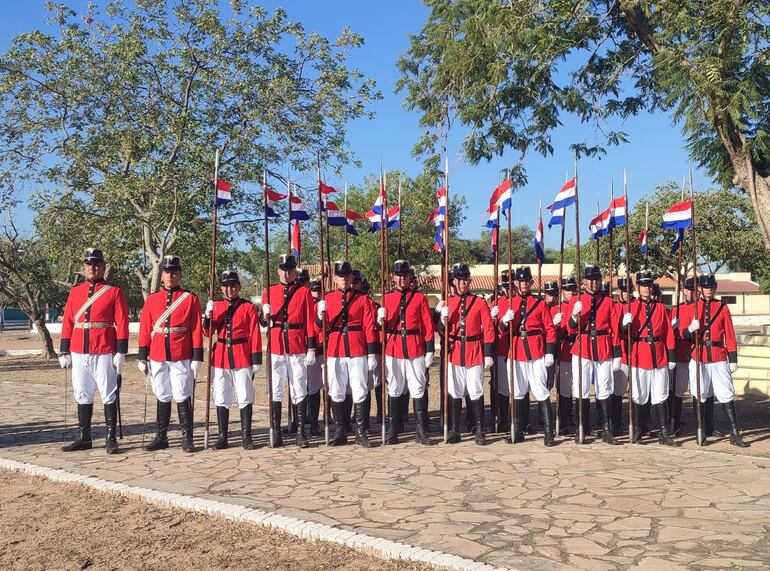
[397, 1, 770, 246]
[0, 0, 379, 298]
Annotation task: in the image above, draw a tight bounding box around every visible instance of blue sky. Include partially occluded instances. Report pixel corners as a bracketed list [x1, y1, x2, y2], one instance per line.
[1, 1, 711, 248]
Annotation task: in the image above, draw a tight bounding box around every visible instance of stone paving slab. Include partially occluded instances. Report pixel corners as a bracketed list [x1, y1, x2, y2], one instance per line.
[1, 380, 770, 569]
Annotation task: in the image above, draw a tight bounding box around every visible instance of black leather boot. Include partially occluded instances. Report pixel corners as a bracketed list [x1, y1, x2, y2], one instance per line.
[400, 391, 410, 427]
[498, 394, 510, 433]
[558, 395, 573, 435]
[488, 388, 498, 433]
[330, 400, 347, 446]
[63, 403, 93, 452]
[362, 393, 372, 432]
[287, 403, 298, 435]
[354, 401, 372, 448]
[145, 400, 171, 451]
[296, 398, 309, 448]
[641, 401, 652, 436]
[307, 392, 321, 436]
[471, 398, 486, 445]
[611, 394, 623, 437]
[343, 394, 354, 434]
[672, 396, 683, 435]
[655, 401, 677, 446]
[540, 399, 555, 447]
[240, 404, 254, 450]
[447, 398, 462, 444]
[599, 398, 616, 445]
[270, 401, 283, 447]
[385, 395, 400, 445]
[524, 392, 537, 434]
[413, 397, 431, 445]
[104, 401, 119, 454]
[374, 387, 383, 424]
[722, 401, 749, 447]
[631, 402, 643, 443]
[212, 406, 229, 450]
[705, 397, 725, 437]
[177, 398, 196, 453]
[464, 394, 474, 433]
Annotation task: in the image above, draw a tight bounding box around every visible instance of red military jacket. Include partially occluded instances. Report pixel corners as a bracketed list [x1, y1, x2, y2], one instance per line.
[60, 279, 129, 355]
[612, 299, 630, 365]
[382, 288, 435, 359]
[566, 292, 621, 361]
[624, 298, 676, 369]
[672, 301, 693, 362]
[203, 298, 262, 369]
[439, 293, 495, 367]
[681, 298, 738, 363]
[138, 287, 203, 362]
[498, 294, 557, 361]
[318, 287, 378, 358]
[262, 282, 317, 355]
[554, 300, 575, 362]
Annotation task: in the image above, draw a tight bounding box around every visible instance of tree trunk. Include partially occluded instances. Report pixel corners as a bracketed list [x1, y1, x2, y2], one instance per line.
[33, 318, 56, 359]
[734, 160, 770, 248]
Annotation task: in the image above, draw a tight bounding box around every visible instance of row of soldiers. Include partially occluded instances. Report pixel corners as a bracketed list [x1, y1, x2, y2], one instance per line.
[57, 248, 748, 454]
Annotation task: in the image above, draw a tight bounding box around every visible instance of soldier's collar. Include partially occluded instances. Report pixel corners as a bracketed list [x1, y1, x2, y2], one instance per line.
[163, 286, 183, 292]
[87, 277, 105, 284]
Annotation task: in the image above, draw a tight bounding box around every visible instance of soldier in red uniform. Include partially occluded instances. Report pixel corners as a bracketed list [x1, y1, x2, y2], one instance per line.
[552, 277, 577, 434]
[202, 271, 262, 450]
[436, 263, 495, 445]
[620, 272, 677, 445]
[610, 278, 634, 436]
[669, 277, 694, 435]
[377, 260, 435, 445]
[58, 248, 129, 454]
[306, 279, 323, 435]
[681, 274, 748, 447]
[498, 267, 558, 445]
[317, 260, 379, 447]
[261, 254, 317, 448]
[565, 265, 622, 444]
[137, 255, 203, 453]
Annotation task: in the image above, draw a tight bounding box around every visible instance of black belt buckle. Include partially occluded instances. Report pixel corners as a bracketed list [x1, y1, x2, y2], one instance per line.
[342, 326, 349, 333]
[520, 330, 528, 338]
[590, 329, 598, 337]
[226, 339, 233, 346]
[401, 330, 408, 336]
[282, 323, 290, 330]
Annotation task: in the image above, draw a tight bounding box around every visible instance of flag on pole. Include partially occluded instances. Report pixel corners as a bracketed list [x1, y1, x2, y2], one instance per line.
[265, 187, 288, 218]
[661, 200, 693, 229]
[608, 196, 626, 227]
[215, 179, 233, 206]
[546, 204, 565, 228]
[289, 195, 310, 221]
[639, 229, 648, 255]
[430, 187, 448, 253]
[589, 207, 612, 239]
[550, 178, 577, 210]
[325, 201, 347, 226]
[367, 204, 400, 232]
[671, 228, 684, 254]
[483, 208, 498, 229]
[534, 207, 545, 263]
[319, 181, 340, 196]
[291, 220, 301, 257]
[487, 179, 512, 213]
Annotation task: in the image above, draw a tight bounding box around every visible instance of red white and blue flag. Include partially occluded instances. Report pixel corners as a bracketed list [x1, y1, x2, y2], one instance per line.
[609, 196, 626, 227]
[291, 220, 301, 258]
[589, 207, 612, 239]
[431, 187, 447, 253]
[289, 195, 310, 221]
[639, 229, 648, 255]
[265, 187, 288, 218]
[550, 178, 576, 211]
[547, 204, 565, 228]
[326, 201, 347, 226]
[487, 179, 512, 213]
[661, 200, 693, 230]
[368, 204, 400, 232]
[319, 181, 340, 196]
[671, 228, 684, 254]
[534, 204, 544, 263]
[215, 179, 233, 206]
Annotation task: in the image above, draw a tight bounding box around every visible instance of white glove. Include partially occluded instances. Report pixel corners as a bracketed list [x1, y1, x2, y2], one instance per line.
[440, 306, 449, 323]
[729, 362, 738, 374]
[113, 353, 125, 373]
[484, 356, 493, 369]
[612, 357, 621, 372]
[262, 303, 271, 316]
[205, 299, 215, 318]
[622, 312, 633, 327]
[502, 309, 515, 325]
[58, 354, 71, 369]
[572, 301, 583, 316]
[252, 364, 262, 375]
[668, 361, 676, 370]
[424, 352, 434, 368]
[317, 300, 326, 318]
[138, 360, 148, 375]
[191, 360, 202, 379]
[671, 317, 679, 329]
[367, 355, 377, 371]
[544, 353, 555, 367]
[305, 350, 316, 366]
[435, 300, 445, 313]
[552, 312, 562, 326]
[687, 319, 700, 333]
[490, 306, 499, 319]
[377, 307, 387, 325]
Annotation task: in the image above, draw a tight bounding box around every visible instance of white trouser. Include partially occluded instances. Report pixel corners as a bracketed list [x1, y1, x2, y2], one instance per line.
[613, 364, 628, 396]
[571, 356, 613, 400]
[368, 354, 382, 390]
[150, 359, 194, 403]
[497, 357, 549, 401]
[558, 361, 572, 398]
[71, 352, 117, 405]
[671, 362, 689, 398]
[328, 356, 369, 403]
[307, 359, 323, 394]
[385, 355, 427, 398]
[270, 353, 307, 404]
[631, 367, 669, 405]
[448, 363, 484, 400]
[212, 367, 254, 408]
[688, 360, 735, 403]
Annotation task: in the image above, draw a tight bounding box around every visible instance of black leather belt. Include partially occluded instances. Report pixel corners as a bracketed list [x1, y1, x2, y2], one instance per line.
[703, 340, 724, 348]
[633, 336, 661, 343]
[217, 337, 247, 346]
[330, 325, 362, 333]
[450, 334, 481, 342]
[271, 323, 303, 330]
[582, 328, 608, 336]
[387, 328, 420, 336]
[515, 329, 543, 337]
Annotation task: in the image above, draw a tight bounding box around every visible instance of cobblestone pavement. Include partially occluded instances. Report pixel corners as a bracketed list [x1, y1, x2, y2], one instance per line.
[1, 380, 769, 570]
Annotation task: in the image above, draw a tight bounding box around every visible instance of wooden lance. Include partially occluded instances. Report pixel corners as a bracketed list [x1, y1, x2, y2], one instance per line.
[316, 156, 331, 445]
[690, 170, 705, 445]
[623, 169, 635, 441]
[574, 155, 585, 444]
[263, 170, 276, 447]
[203, 149, 221, 450]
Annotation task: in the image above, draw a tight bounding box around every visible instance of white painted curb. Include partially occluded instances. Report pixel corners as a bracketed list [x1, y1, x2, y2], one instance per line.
[0, 456, 510, 571]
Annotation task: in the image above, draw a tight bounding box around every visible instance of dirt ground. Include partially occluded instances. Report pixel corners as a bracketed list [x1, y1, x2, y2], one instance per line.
[0, 470, 426, 571]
